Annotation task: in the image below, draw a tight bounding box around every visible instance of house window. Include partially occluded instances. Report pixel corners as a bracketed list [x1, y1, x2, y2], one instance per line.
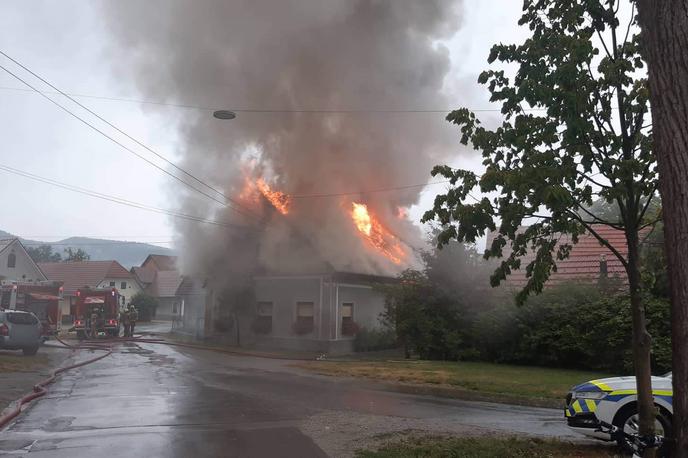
[341, 303, 357, 336]
[120, 281, 127, 290]
[7, 253, 16, 268]
[109, 281, 115, 287]
[294, 301, 314, 335]
[253, 301, 273, 334]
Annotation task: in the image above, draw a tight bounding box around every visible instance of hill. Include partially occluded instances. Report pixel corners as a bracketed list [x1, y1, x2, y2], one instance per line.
[0, 230, 175, 268]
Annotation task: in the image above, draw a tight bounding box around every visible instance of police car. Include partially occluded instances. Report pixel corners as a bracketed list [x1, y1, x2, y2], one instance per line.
[565, 373, 672, 451]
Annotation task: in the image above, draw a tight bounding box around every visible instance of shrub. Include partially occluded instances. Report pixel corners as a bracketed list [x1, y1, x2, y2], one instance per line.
[470, 284, 671, 374]
[129, 293, 159, 322]
[354, 327, 397, 352]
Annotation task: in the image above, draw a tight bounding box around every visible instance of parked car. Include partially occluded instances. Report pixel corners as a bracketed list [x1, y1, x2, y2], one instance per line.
[0, 310, 42, 356]
[565, 373, 672, 453]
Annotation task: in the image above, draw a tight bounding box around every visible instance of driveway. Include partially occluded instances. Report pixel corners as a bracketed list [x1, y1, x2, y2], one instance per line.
[0, 339, 586, 457]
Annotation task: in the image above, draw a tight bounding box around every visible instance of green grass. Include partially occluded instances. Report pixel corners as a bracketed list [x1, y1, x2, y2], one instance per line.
[356, 436, 618, 458]
[0, 351, 50, 372]
[296, 360, 609, 405]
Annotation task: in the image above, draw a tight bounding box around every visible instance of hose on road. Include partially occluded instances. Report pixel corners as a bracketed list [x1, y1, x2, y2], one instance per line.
[0, 332, 306, 430]
[0, 337, 112, 430]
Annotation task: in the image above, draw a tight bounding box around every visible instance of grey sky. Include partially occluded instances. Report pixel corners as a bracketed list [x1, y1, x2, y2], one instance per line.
[0, 1, 524, 248]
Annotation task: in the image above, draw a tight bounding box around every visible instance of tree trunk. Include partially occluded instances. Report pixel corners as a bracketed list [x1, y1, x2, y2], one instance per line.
[636, 2, 688, 456]
[627, 229, 657, 458]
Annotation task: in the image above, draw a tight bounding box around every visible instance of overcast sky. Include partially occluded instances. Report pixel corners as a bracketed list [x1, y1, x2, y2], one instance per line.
[0, 1, 526, 248]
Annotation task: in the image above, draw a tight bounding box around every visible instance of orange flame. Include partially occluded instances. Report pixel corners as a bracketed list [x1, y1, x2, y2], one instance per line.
[257, 178, 291, 215]
[351, 202, 405, 264]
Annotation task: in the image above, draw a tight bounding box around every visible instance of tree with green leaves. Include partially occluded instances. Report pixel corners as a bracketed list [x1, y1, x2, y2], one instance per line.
[26, 244, 62, 263]
[63, 247, 90, 262]
[423, 0, 661, 451]
[129, 292, 158, 321]
[379, 269, 467, 361]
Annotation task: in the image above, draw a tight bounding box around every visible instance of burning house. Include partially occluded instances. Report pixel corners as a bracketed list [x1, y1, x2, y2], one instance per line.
[103, 0, 463, 352]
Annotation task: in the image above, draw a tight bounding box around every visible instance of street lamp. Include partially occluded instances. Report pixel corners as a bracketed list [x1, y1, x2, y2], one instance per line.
[213, 110, 236, 120]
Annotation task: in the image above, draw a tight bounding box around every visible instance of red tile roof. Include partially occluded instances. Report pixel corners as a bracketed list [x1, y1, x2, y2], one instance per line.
[132, 266, 156, 285]
[38, 260, 134, 296]
[142, 255, 178, 272]
[149, 270, 183, 297]
[486, 225, 637, 287]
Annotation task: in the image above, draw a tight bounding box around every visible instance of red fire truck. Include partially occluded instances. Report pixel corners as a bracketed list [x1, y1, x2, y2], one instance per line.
[0, 281, 63, 338]
[73, 288, 121, 339]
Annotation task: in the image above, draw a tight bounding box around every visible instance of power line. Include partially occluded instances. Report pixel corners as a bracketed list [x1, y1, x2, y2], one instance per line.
[0, 51, 261, 221]
[22, 241, 174, 246]
[20, 235, 174, 238]
[290, 180, 452, 199]
[0, 163, 254, 231]
[0, 85, 550, 114]
[0, 52, 264, 224]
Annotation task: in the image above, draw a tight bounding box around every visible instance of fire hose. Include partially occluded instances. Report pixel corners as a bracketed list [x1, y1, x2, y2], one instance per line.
[0, 337, 113, 429]
[0, 332, 310, 430]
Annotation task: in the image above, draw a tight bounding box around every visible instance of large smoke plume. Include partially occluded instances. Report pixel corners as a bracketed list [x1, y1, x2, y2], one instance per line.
[103, 0, 462, 286]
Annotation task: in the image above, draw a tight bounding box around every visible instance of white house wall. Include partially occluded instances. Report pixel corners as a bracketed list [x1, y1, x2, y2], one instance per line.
[97, 278, 142, 307]
[0, 241, 46, 282]
[335, 283, 385, 335]
[252, 276, 387, 351]
[253, 276, 325, 339]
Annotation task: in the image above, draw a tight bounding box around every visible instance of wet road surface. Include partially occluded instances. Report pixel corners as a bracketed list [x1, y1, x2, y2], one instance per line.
[0, 334, 583, 457]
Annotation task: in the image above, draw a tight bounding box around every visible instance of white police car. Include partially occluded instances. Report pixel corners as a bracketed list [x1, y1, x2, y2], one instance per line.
[565, 373, 672, 452]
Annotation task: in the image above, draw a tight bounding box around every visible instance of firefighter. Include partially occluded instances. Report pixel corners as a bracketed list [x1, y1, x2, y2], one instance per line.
[120, 307, 130, 337]
[89, 307, 99, 339]
[128, 304, 138, 337]
[117, 307, 129, 337]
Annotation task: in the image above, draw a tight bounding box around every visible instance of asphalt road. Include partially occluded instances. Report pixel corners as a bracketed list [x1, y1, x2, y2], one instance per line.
[0, 330, 586, 458]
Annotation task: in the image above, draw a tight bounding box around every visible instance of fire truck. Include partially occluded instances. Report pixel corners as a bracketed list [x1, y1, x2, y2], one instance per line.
[73, 288, 121, 339]
[0, 281, 63, 338]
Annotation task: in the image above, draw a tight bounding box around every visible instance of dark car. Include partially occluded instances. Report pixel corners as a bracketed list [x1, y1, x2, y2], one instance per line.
[0, 310, 42, 356]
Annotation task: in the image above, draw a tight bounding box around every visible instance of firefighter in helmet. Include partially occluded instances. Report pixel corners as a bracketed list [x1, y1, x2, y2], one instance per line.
[89, 306, 100, 339]
[119, 306, 130, 337]
[127, 304, 138, 337]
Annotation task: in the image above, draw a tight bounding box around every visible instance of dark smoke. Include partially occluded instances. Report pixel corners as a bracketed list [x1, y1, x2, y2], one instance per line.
[102, 0, 462, 285]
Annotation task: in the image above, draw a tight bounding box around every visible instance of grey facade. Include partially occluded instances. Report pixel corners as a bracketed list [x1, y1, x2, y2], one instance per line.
[173, 277, 210, 339]
[250, 272, 390, 353]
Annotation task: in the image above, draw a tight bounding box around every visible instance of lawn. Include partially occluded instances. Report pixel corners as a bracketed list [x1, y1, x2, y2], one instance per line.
[0, 351, 50, 372]
[295, 360, 609, 406]
[356, 436, 618, 458]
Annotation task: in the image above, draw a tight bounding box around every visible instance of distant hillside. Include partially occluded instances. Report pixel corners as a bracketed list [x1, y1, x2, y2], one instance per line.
[0, 230, 176, 268]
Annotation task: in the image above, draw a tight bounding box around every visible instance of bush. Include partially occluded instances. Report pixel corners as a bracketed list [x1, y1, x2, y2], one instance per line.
[354, 327, 397, 352]
[129, 293, 159, 322]
[470, 283, 671, 374]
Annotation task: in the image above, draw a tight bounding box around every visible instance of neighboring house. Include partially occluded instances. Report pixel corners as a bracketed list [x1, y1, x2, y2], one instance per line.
[174, 276, 211, 338]
[38, 260, 142, 320]
[141, 254, 178, 272]
[176, 271, 393, 354]
[131, 255, 182, 320]
[485, 224, 636, 288]
[0, 239, 47, 283]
